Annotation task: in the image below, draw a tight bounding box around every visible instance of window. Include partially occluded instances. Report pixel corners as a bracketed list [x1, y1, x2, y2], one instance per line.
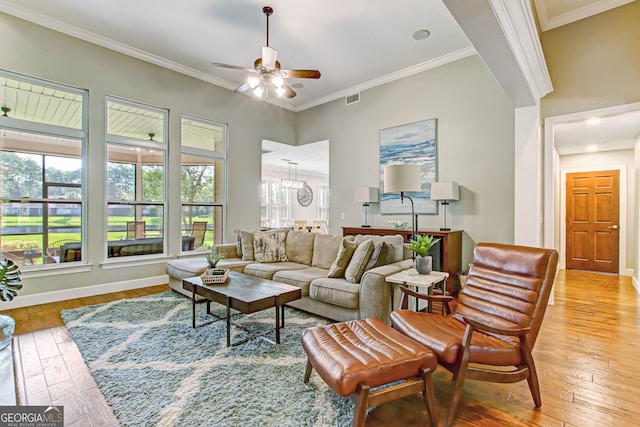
[0, 70, 86, 267]
[181, 114, 226, 251]
[261, 180, 290, 227]
[106, 98, 166, 258]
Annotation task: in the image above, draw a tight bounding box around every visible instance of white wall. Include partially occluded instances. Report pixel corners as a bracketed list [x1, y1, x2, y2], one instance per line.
[297, 55, 516, 268]
[635, 135, 640, 291]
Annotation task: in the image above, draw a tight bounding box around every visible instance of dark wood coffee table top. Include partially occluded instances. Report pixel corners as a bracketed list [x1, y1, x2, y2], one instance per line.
[183, 271, 301, 314]
[183, 271, 302, 346]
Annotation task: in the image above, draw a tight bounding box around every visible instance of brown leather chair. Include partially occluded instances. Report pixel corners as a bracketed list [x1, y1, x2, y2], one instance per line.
[391, 242, 558, 426]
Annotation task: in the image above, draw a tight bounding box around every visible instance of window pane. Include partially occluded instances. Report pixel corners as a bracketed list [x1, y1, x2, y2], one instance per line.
[107, 161, 136, 201]
[180, 155, 216, 203]
[142, 164, 164, 202]
[0, 151, 43, 198]
[1, 76, 83, 129]
[107, 101, 164, 143]
[182, 117, 224, 152]
[106, 204, 165, 257]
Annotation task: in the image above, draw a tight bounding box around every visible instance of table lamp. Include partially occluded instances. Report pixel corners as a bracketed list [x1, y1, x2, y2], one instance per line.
[430, 181, 459, 231]
[383, 164, 421, 240]
[353, 187, 379, 228]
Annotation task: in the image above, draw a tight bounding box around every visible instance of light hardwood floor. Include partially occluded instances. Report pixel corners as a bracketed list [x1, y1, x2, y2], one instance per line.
[1, 271, 639, 426]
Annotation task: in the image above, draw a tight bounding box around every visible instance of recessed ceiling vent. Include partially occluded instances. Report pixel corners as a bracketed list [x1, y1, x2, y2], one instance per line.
[345, 93, 360, 105]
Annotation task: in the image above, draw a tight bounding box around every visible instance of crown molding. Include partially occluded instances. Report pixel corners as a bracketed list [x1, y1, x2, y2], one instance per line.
[0, 1, 475, 113]
[536, 0, 634, 31]
[0, 2, 236, 89]
[293, 46, 476, 112]
[489, 0, 553, 100]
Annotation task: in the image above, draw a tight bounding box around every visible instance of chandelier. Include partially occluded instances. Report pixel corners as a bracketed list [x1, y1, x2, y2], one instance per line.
[281, 161, 306, 189]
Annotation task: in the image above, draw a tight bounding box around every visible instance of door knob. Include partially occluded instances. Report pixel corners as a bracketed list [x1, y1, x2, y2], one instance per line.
[608, 225, 619, 230]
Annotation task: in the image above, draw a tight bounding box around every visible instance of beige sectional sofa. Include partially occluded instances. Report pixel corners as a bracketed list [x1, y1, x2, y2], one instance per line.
[166, 229, 412, 324]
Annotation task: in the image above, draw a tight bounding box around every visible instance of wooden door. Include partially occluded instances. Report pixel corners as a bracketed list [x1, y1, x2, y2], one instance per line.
[566, 170, 619, 273]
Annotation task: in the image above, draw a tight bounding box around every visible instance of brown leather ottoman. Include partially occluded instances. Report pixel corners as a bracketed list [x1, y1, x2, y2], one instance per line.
[301, 317, 438, 427]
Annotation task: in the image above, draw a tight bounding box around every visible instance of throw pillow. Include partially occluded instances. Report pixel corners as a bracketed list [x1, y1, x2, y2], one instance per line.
[327, 238, 357, 278]
[364, 242, 392, 271]
[345, 239, 375, 283]
[240, 230, 255, 261]
[234, 229, 243, 257]
[253, 231, 288, 263]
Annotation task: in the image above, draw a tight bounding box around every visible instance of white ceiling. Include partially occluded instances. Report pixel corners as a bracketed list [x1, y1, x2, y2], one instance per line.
[1, 0, 637, 160]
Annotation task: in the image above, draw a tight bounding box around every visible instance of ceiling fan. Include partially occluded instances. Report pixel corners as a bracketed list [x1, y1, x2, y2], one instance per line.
[211, 6, 321, 99]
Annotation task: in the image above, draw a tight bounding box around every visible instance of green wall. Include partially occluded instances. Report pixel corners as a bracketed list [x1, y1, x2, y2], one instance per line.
[297, 55, 516, 268]
[1, 12, 295, 296]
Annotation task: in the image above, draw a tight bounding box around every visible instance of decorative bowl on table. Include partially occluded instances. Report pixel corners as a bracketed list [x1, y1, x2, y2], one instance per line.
[387, 220, 409, 230]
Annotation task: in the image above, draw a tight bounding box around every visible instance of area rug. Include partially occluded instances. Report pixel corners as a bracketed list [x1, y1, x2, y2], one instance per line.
[61, 291, 354, 427]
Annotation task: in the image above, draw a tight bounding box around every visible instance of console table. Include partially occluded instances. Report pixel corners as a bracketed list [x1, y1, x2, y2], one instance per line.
[342, 226, 463, 293]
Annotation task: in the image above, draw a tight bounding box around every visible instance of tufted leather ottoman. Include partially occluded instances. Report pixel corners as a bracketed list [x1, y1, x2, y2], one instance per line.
[301, 317, 438, 427]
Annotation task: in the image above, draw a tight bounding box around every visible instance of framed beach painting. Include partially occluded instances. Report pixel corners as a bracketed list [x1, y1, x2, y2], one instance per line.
[379, 118, 438, 215]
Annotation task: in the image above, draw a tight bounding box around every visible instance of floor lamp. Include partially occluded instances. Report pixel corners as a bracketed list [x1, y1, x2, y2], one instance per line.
[430, 181, 459, 231]
[354, 187, 379, 228]
[383, 164, 421, 240]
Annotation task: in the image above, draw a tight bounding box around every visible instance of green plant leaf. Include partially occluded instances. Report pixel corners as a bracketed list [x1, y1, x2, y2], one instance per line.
[0, 258, 23, 302]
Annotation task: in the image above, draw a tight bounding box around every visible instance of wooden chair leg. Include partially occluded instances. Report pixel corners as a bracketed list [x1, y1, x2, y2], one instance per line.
[521, 340, 542, 407]
[448, 324, 473, 427]
[420, 366, 438, 427]
[351, 383, 370, 427]
[303, 359, 313, 383]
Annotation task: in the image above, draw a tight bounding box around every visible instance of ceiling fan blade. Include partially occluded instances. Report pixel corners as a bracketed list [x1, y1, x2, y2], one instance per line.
[234, 83, 251, 94]
[281, 69, 321, 79]
[283, 85, 297, 99]
[211, 63, 254, 72]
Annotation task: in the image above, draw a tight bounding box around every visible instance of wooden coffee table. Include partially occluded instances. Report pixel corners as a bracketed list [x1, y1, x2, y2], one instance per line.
[183, 272, 302, 346]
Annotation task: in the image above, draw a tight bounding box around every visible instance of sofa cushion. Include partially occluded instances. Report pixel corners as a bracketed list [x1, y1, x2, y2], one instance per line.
[243, 261, 308, 280]
[309, 278, 360, 309]
[328, 239, 357, 278]
[166, 258, 208, 279]
[364, 242, 394, 271]
[355, 234, 405, 263]
[253, 231, 288, 263]
[311, 234, 344, 269]
[285, 230, 316, 265]
[273, 267, 328, 296]
[345, 239, 374, 283]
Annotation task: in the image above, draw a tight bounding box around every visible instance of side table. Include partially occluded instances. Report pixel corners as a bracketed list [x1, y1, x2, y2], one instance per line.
[385, 270, 449, 313]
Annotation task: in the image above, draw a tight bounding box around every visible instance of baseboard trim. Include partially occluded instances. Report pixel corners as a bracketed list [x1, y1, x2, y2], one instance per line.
[0, 275, 169, 309]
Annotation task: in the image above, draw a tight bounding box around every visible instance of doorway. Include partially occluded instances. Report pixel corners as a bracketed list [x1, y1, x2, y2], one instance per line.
[544, 102, 640, 275]
[260, 140, 329, 229]
[565, 169, 619, 273]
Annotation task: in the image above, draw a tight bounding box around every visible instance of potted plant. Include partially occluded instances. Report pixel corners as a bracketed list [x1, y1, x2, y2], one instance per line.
[408, 234, 440, 275]
[205, 250, 225, 276]
[0, 258, 22, 351]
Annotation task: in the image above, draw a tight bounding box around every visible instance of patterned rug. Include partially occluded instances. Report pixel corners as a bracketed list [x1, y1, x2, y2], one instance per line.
[61, 291, 353, 427]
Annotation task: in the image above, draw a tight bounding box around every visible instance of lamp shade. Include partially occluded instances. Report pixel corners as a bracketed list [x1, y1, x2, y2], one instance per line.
[383, 164, 421, 193]
[430, 181, 459, 201]
[354, 187, 379, 203]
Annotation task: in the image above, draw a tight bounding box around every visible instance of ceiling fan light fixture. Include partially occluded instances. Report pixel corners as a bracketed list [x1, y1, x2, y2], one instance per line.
[248, 76, 261, 89]
[272, 75, 284, 88]
[275, 86, 286, 98]
[253, 86, 265, 97]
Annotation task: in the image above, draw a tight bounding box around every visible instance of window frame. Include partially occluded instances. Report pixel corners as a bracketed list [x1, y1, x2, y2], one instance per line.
[104, 96, 168, 261]
[0, 69, 88, 270]
[180, 113, 227, 252]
